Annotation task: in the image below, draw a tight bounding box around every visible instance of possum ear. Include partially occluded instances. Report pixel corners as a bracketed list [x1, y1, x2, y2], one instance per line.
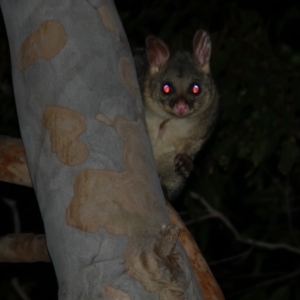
[146, 35, 170, 73]
[193, 30, 211, 74]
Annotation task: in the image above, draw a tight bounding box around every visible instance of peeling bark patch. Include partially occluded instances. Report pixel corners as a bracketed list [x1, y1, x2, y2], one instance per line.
[42, 106, 89, 166]
[66, 114, 161, 234]
[102, 286, 132, 300]
[124, 238, 187, 299]
[18, 20, 67, 70]
[119, 56, 140, 102]
[97, 4, 120, 41]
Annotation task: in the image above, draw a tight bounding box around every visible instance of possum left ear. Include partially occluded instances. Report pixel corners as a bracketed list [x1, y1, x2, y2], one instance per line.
[193, 29, 211, 74]
[146, 35, 170, 73]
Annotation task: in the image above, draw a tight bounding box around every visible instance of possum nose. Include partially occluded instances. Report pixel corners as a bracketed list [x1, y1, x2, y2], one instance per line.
[174, 100, 188, 116]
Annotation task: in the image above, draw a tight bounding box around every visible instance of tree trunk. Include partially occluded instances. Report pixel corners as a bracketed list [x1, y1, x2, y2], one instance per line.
[0, 136, 224, 299]
[1, 1, 205, 298]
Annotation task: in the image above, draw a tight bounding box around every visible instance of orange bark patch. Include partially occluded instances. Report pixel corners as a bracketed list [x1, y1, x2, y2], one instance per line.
[102, 285, 132, 300]
[119, 56, 140, 102]
[167, 202, 225, 300]
[42, 106, 89, 166]
[0, 136, 32, 187]
[18, 20, 67, 70]
[66, 114, 162, 235]
[97, 4, 120, 41]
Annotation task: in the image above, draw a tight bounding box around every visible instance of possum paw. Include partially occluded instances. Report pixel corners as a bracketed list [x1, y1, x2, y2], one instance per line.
[174, 154, 194, 178]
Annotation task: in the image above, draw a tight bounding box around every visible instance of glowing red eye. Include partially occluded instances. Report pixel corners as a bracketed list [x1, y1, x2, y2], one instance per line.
[191, 84, 201, 94]
[162, 83, 171, 94]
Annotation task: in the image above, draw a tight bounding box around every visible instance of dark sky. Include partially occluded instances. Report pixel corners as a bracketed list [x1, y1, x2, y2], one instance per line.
[115, 0, 300, 51]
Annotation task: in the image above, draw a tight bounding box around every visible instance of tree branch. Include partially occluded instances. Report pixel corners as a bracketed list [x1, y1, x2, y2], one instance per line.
[11, 278, 31, 300]
[228, 268, 300, 299]
[190, 192, 300, 256]
[0, 136, 32, 187]
[0, 234, 50, 263]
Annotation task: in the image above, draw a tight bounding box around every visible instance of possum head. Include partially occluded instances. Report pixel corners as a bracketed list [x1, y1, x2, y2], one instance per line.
[143, 30, 214, 119]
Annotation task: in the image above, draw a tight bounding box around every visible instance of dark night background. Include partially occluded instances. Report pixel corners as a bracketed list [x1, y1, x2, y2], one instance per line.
[1, 0, 300, 299]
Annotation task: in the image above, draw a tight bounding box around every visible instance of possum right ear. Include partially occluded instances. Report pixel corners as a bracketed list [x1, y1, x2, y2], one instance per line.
[193, 29, 211, 74]
[146, 36, 170, 73]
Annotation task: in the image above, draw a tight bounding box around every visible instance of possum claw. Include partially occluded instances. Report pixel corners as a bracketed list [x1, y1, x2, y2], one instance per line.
[174, 154, 194, 177]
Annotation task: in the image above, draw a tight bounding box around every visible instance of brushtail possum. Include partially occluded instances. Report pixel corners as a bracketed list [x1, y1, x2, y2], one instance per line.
[134, 29, 219, 200]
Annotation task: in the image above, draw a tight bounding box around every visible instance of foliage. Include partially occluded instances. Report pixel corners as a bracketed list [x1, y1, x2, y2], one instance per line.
[0, 0, 300, 299]
[117, 0, 300, 298]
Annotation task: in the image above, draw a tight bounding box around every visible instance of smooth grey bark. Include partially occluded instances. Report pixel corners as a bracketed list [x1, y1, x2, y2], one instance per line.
[1, 1, 204, 299]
